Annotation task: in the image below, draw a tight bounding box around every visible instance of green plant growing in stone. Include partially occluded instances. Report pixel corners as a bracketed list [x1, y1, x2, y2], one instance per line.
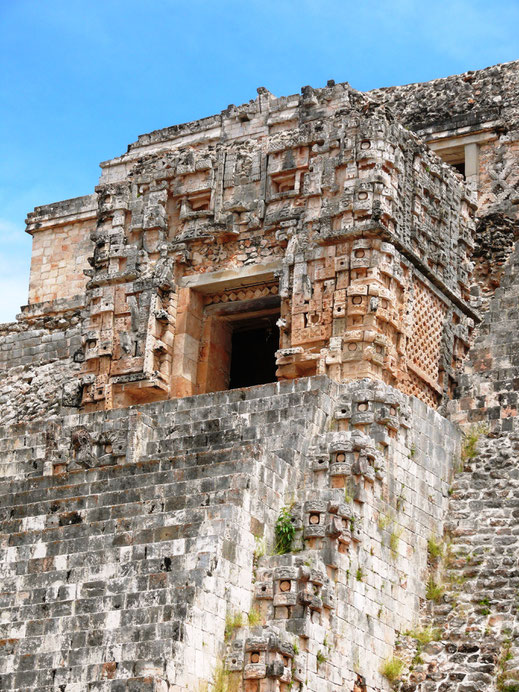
[426, 577, 444, 603]
[356, 567, 363, 582]
[404, 626, 441, 644]
[411, 652, 424, 666]
[461, 423, 489, 466]
[377, 512, 391, 531]
[380, 657, 405, 682]
[248, 607, 262, 627]
[224, 611, 243, 641]
[427, 535, 443, 561]
[274, 505, 295, 554]
[211, 663, 240, 692]
[316, 650, 327, 667]
[390, 527, 402, 558]
[497, 638, 518, 691]
[478, 597, 491, 616]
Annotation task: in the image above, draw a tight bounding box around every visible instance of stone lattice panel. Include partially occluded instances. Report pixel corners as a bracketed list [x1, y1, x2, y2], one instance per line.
[407, 279, 447, 383]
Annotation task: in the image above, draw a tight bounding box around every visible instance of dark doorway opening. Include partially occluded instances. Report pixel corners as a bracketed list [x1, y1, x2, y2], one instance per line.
[453, 161, 466, 177]
[229, 315, 279, 389]
[198, 292, 281, 394]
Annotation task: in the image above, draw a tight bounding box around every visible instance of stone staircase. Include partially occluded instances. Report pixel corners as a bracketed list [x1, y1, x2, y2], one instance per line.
[0, 378, 331, 691]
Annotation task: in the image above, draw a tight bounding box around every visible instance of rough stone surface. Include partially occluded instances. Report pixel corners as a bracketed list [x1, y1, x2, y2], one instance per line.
[393, 432, 519, 692]
[0, 377, 458, 691]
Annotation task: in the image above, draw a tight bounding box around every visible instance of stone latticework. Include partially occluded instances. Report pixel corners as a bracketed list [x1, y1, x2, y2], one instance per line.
[2, 60, 519, 691]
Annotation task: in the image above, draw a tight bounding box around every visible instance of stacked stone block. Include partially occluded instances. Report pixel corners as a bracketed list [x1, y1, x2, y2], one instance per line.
[0, 300, 83, 427]
[0, 377, 458, 690]
[393, 433, 519, 692]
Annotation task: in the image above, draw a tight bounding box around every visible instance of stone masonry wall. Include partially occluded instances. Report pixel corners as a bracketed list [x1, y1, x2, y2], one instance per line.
[393, 432, 519, 692]
[73, 84, 475, 413]
[0, 376, 459, 691]
[369, 61, 519, 142]
[449, 239, 519, 434]
[0, 301, 83, 428]
[26, 195, 96, 305]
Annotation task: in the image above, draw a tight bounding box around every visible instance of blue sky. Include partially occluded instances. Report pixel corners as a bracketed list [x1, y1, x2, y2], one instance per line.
[1, 0, 518, 322]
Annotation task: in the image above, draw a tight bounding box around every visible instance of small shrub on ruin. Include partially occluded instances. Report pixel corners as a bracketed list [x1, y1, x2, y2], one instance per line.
[461, 424, 489, 465]
[316, 650, 328, 667]
[274, 505, 296, 554]
[405, 626, 441, 644]
[427, 535, 443, 562]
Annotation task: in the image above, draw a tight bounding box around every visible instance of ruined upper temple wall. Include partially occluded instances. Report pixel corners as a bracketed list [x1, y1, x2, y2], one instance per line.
[77, 83, 476, 411]
[20, 61, 519, 317]
[368, 60, 519, 137]
[6, 60, 519, 419]
[369, 60, 519, 220]
[25, 194, 97, 306]
[2, 76, 483, 415]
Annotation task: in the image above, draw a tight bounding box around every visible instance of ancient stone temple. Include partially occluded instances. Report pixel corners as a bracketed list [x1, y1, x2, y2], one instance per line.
[1, 60, 519, 691]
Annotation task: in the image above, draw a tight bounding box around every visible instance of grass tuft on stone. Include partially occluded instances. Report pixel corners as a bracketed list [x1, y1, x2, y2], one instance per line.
[380, 656, 405, 682]
[224, 611, 243, 641]
[427, 535, 443, 561]
[247, 607, 262, 627]
[460, 423, 489, 466]
[426, 577, 444, 603]
[404, 626, 441, 644]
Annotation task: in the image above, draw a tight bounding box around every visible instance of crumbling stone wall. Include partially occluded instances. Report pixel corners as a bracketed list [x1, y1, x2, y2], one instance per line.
[0, 300, 83, 427]
[393, 432, 519, 692]
[449, 238, 519, 433]
[369, 61, 519, 143]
